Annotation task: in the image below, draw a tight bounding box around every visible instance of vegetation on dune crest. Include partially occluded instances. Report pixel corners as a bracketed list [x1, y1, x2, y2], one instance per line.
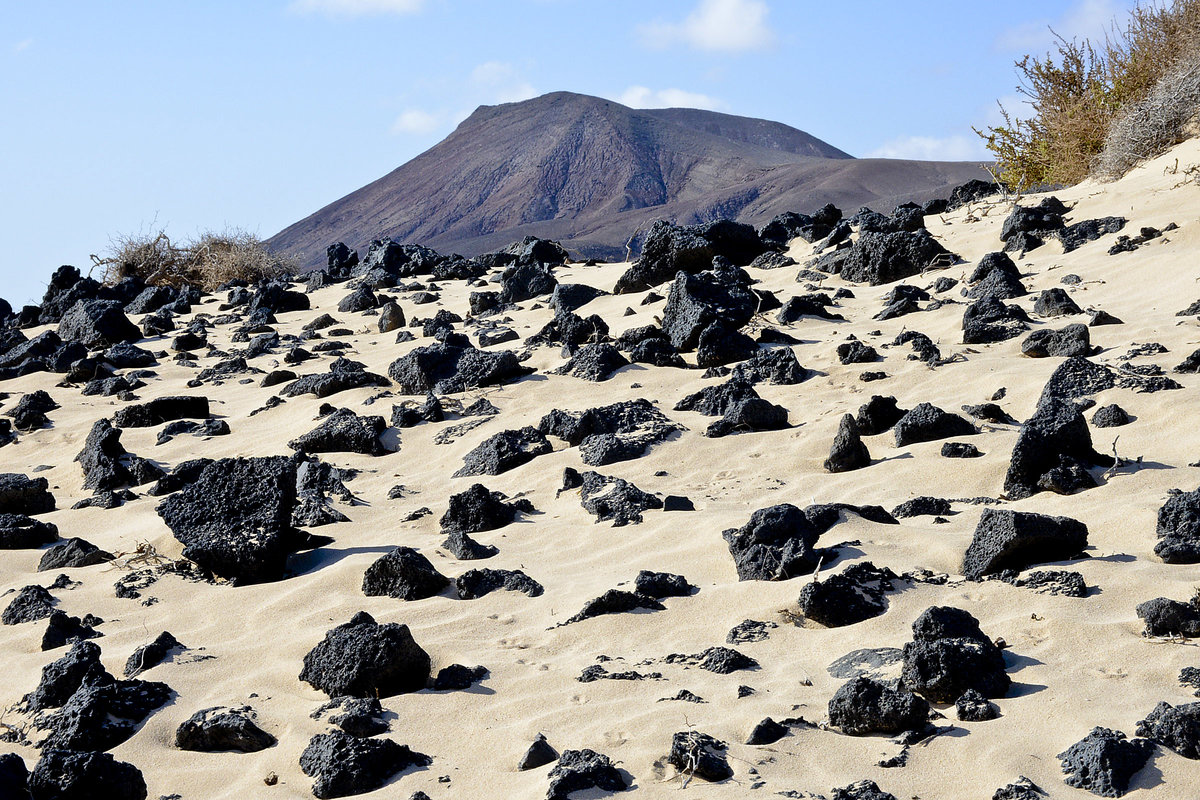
[977, 0, 1200, 188]
[95, 228, 295, 290]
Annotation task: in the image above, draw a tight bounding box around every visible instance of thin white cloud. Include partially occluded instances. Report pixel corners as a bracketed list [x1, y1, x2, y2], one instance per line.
[12, 38, 32, 54]
[996, 0, 1127, 52]
[390, 109, 441, 135]
[469, 61, 537, 103]
[289, 0, 424, 17]
[866, 135, 990, 162]
[616, 86, 725, 110]
[638, 0, 775, 53]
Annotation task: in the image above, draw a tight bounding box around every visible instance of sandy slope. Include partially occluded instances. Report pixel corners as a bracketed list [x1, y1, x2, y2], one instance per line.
[5, 140, 1200, 799]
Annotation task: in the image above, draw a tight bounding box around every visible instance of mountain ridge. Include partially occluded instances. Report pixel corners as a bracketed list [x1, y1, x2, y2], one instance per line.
[267, 91, 987, 267]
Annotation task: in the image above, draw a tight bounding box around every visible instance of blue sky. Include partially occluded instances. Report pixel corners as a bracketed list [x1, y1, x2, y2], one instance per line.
[1, 0, 1135, 305]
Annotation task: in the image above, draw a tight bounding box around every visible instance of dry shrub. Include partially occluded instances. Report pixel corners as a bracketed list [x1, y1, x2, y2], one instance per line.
[1094, 52, 1200, 178]
[97, 228, 295, 290]
[976, 0, 1200, 188]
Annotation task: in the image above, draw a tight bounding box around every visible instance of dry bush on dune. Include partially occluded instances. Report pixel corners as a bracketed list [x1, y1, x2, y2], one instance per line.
[977, 0, 1200, 188]
[1094, 53, 1200, 179]
[97, 228, 295, 290]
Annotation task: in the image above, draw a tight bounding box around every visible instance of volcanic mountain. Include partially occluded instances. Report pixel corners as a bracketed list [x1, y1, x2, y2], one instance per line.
[267, 91, 989, 268]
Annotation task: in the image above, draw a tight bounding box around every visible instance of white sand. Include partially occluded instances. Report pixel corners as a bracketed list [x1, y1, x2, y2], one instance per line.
[4, 140, 1200, 798]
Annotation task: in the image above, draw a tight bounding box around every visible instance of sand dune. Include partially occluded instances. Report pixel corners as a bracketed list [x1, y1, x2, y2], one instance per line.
[4, 139, 1200, 799]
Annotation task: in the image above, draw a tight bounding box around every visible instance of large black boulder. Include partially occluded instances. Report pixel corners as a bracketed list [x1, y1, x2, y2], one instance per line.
[23, 640, 102, 713]
[57, 300, 141, 348]
[1004, 396, 1108, 499]
[156, 456, 303, 585]
[0, 473, 55, 515]
[175, 705, 276, 753]
[962, 294, 1030, 344]
[1136, 701, 1200, 759]
[893, 403, 976, 446]
[966, 252, 1026, 299]
[798, 562, 896, 627]
[288, 408, 389, 457]
[387, 342, 533, 395]
[661, 268, 758, 353]
[546, 749, 628, 800]
[666, 731, 731, 782]
[112, 396, 209, 428]
[1137, 596, 1200, 637]
[2, 585, 56, 625]
[299, 730, 431, 800]
[838, 229, 957, 285]
[828, 676, 929, 735]
[824, 414, 870, 473]
[0, 514, 59, 550]
[1058, 727, 1153, 797]
[900, 606, 1010, 702]
[37, 669, 172, 751]
[361, 547, 449, 600]
[1000, 200, 1065, 241]
[440, 483, 525, 534]
[1021, 324, 1091, 358]
[499, 263, 557, 304]
[615, 219, 765, 293]
[1154, 488, 1200, 563]
[454, 427, 552, 477]
[28, 750, 146, 800]
[0, 753, 28, 800]
[299, 611, 430, 698]
[964, 508, 1088, 579]
[723, 504, 822, 581]
[537, 399, 680, 466]
[855, 395, 906, 436]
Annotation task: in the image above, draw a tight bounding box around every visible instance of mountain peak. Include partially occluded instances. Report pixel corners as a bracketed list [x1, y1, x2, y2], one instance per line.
[268, 91, 984, 268]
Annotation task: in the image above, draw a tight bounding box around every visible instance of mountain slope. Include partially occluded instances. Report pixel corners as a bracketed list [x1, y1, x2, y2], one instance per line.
[268, 91, 987, 267]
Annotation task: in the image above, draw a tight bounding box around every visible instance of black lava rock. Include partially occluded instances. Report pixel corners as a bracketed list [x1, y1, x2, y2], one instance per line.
[722, 503, 822, 581]
[964, 508, 1088, 579]
[893, 403, 976, 446]
[288, 408, 389, 456]
[299, 611, 431, 698]
[361, 548, 449, 600]
[123, 631, 181, 677]
[828, 676, 929, 735]
[900, 606, 1010, 702]
[387, 342, 533, 395]
[1091, 404, 1130, 428]
[855, 396, 906, 436]
[0, 514, 59, 550]
[824, 414, 870, 473]
[453, 427, 552, 477]
[517, 734, 558, 771]
[667, 731, 731, 782]
[956, 688, 999, 721]
[433, 664, 488, 691]
[634, 570, 694, 598]
[156, 456, 303, 585]
[798, 562, 897, 627]
[455, 569, 544, 599]
[28, 750, 146, 800]
[1058, 727, 1153, 797]
[546, 748, 627, 800]
[1021, 324, 1091, 358]
[176, 705, 276, 752]
[1137, 596, 1200, 637]
[1004, 396, 1108, 499]
[0, 473, 56, 515]
[2, 584, 55, 625]
[300, 730, 431, 800]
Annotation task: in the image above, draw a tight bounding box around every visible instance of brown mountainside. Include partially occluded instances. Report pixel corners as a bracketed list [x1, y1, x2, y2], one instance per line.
[267, 91, 987, 267]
